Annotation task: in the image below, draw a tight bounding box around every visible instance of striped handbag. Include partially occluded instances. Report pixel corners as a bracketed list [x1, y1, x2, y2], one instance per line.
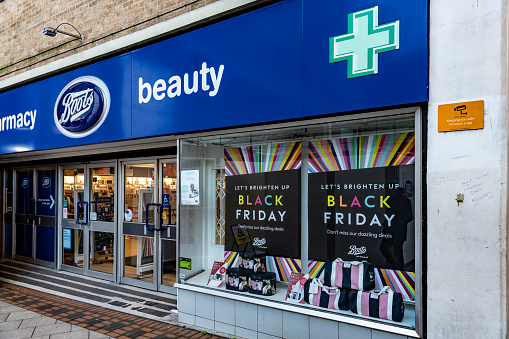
[303, 278, 350, 310]
[323, 258, 375, 291]
[349, 286, 405, 322]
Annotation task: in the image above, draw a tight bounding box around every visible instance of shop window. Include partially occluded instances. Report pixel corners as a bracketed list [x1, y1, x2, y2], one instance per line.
[178, 114, 417, 329]
[63, 169, 84, 220]
[90, 167, 115, 222]
[124, 165, 154, 223]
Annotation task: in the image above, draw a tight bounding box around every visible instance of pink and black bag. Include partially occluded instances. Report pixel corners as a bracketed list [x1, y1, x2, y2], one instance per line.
[323, 258, 375, 291]
[349, 286, 405, 322]
[303, 278, 350, 311]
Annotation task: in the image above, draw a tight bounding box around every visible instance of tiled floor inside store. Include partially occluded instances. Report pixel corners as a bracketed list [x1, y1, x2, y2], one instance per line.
[0, 283, 224, 339]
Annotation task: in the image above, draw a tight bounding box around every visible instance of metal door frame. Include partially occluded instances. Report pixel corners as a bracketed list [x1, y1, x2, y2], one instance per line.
[157, 157, 177, 294]
[33, 166, 58, 268]
[2, 169, 13, 259]
[57, 161, 117, 282]
[119, 158, 159, 290]
[12, 165, 58, 267]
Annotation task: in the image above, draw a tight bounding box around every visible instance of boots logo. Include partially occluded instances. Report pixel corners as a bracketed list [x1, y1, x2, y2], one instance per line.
[347, 245, 367, 256]
[253, 238, 266, 247]
[42, 177, 51, 188]
[54, 76, 110, 138]
[21, 178, 29, 188]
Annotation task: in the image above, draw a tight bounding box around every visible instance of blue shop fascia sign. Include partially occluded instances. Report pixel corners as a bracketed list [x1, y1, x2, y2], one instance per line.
[0, 0, 428, 155]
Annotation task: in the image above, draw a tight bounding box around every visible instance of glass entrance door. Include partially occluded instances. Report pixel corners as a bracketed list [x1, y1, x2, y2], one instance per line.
[120, 159, 177, 293]
[121, 161, 157, 288]
[14, 170, 34, 261]
[159, 161, 177, 292]
[13, 167, 57, 266]
[35, 169, 56, 266]
[59, 163, 116, 281]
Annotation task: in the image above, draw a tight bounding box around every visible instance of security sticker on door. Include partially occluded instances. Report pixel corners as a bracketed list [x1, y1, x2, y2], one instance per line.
[63, 208, 68, 219]
[125, 209, 133, 221]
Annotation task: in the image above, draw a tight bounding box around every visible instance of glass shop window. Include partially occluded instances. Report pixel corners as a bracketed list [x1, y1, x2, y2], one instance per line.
[178, 114, 417, 329]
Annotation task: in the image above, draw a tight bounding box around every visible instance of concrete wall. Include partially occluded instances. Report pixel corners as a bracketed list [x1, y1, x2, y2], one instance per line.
[428, 0, 507, 337]
[0, 0, 217, 81]
[178, 289, 411, 339]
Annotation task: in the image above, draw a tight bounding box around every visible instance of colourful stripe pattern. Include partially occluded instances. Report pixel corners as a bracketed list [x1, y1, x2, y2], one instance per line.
[308, 132, 415, 173]
[142, 238, 153, 257]
[375, 268, 415, 302]
[308, 261, 325, 279]
[224, 142, 301, 176]
[223, 252, 326, 282]
[223, 251, 240, 268]
[266, 256, 302, 282]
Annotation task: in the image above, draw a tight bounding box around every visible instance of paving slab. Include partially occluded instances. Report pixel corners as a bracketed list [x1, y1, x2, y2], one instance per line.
[0, 327, 35, 339]
[6, 311, 41, 321]
[0, 280, 224, 339]
[0, 304, 22, 314]
[0, 320, 21, 331]
[31, 323, 71, 337]
[70, 324, 85, 332]
[19, 316, 57, 328]
[50, 330, 90, 339]
[88, 331, 110, 339]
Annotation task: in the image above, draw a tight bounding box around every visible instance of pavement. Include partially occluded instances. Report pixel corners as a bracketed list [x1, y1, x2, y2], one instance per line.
[0, 260, 229, 339]
[0, 261, 177, 321]
[0, 298, 110, 339]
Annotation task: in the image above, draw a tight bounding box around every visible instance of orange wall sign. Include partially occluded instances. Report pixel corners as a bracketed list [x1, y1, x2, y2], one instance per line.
[438, 100, 484, 132]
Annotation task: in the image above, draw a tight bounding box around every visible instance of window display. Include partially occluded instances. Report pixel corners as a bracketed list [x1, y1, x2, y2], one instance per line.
[179, 114, 417, 329]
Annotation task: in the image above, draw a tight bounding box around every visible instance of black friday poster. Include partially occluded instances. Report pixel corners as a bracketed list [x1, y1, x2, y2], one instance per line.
[308, 165, 415, 271]
[225, 170, 301, 258]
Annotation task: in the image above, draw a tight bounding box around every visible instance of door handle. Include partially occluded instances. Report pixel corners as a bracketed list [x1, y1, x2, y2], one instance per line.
[77, 201, 88, 225]
[26, 198, 35, 221]
[145, 203, 162, 231]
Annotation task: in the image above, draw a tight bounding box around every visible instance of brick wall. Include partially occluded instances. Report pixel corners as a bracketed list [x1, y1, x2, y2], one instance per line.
[0, 0, 217, 82]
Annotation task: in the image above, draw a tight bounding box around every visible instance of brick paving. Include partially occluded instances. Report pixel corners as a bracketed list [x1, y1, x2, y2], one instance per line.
[0, 283, 224, 339]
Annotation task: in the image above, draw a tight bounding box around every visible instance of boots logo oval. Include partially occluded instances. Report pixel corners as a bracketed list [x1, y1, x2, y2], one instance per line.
[54, 76, 110, 138]
[21, 178, 29, 188]
[42, 177, 51, 188]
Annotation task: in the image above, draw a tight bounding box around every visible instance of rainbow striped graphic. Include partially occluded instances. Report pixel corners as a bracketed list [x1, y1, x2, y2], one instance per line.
[225, 142, 301, 176]
[375, 268, 415, 302]
[142, 238, 153, 257]
[223, 251, 240, 267]
[308, 261, 325, 279]
[308, 132, 415, 173]
[266, 256, 301, 282]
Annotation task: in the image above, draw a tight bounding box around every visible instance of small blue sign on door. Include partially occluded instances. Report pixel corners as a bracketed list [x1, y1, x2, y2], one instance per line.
[162, 194, 170, 208]
[37, 170, 56, 216]
[63, 229, 71, 250]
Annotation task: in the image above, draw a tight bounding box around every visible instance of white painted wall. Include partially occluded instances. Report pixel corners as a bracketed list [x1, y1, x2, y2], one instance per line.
[428, 0, 507, 337]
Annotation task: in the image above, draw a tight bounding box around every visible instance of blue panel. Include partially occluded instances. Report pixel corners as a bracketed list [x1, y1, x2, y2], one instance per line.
[37, 170, 56, 216]
[302, 0, 428, 115]
[16, 171, 33, 214]
[16, 224, 32, 258]
[36, 226, 55, 262]
[5, 223, 12, 254]
[0, 55, 132, 155]
[130, 0, 302, 138]
[0, 0, 428, 154]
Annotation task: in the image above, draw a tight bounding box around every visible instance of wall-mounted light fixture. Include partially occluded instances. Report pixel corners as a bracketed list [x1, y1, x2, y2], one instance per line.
[42, 23, 83, 41]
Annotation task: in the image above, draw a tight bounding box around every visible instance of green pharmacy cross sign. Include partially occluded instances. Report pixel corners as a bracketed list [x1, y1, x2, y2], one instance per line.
[329, 6, 400, 78]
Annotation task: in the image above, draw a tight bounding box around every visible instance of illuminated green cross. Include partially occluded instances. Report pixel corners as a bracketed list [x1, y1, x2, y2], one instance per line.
[329, 6, 400, 78]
